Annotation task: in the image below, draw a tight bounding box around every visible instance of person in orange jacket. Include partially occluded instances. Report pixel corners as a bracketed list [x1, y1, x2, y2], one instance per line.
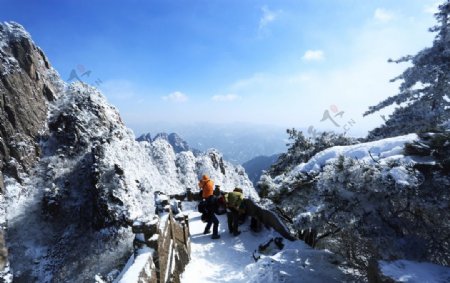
[198, 175, 214, 199]
[198, 175, 220, 239]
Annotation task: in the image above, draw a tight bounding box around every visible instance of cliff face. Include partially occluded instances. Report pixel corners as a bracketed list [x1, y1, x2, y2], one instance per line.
[0, 22, 256, 282]
[0, 22, 63, 282]
[0, 22, 61, 181]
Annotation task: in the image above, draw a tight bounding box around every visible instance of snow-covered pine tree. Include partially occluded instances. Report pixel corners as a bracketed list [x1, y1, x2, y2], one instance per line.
[268, 129, 356, 177]
[364, 1, 450, 139]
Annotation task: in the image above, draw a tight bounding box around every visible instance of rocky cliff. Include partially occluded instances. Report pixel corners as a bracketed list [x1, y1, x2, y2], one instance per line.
[0, 22, 61, 180]
[0, 21, 63, 283]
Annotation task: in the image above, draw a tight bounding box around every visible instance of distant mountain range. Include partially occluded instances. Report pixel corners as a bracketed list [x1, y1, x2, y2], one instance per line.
[136, 122, 288, 165]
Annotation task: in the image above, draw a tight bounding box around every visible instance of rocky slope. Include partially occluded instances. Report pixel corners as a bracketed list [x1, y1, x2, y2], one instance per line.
[0, 22, 256, 282]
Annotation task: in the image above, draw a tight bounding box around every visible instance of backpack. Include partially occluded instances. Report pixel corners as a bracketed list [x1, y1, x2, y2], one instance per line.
[216, 195, 226, 215]
[198, 200, 208, 214]
[226, 192, 243, 210]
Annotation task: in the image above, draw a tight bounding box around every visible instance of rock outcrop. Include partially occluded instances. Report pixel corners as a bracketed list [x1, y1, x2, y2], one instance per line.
[0, 22, 62, 178]
[0, 21, 63, 282]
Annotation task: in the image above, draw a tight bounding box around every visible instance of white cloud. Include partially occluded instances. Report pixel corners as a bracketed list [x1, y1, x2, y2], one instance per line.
[374, 8, 394, 23]
[162, 91, 188, 103]
[302, 50, 325, 61]
[259, 6, 279, 30]
[211, 94, 241, 102]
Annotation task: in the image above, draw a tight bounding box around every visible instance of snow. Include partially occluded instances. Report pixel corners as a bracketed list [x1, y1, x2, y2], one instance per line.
[263, 133, 424, 200]
[380, 260, 450, 283]
[298, 204, 323, 221]
[0, 22, 56, 77]
[0, 267, 12, 283]
[292, 133, 418, 174]
[114, 247, 154, 283]
[135, 233, 145, 242]
[156, 194, 169, 203]
[2, 22, 32, 41]
[442, 119, 450, 130]
[3, 176, 34, 222]
[181, 207, 351, 283]
[164, 240, 174, 282]
[389, 166, 412, 186]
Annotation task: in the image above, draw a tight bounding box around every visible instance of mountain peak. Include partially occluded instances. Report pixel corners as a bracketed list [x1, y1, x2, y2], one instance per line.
[137, 132, 191, 153]
[0, 21, 31, 41]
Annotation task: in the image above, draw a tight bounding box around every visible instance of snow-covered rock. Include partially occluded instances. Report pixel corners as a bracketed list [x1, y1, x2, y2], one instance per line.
[137, 132, 194, 154]
[293, 133, 418, 174]
[259, 131, 450, 280]
[380, 260, 450, 283]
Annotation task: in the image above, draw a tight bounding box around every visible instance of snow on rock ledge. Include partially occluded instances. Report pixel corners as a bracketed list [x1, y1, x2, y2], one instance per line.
[292, 133, 418, 175]
[380, 260, 450, 283]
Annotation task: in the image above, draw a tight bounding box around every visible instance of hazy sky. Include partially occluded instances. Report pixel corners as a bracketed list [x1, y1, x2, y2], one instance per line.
[0, 0, 442, 136]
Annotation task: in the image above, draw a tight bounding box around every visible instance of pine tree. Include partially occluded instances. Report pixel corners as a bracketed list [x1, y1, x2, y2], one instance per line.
[364, 1, 450, 139]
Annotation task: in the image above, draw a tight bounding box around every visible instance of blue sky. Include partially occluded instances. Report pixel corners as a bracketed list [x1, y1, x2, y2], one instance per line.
[0, 0, 442, 136]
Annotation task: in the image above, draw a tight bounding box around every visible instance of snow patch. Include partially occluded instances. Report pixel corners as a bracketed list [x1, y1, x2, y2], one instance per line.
[389, 166, 412, 186]
[380, 260, 450, 283]
[293, 134, 418, 174]
[114, 247, 154, 283]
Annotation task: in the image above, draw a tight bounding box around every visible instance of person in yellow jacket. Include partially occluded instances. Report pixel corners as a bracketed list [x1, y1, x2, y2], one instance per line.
[225, 187, 244, 236]
[198, 175, 220, 239]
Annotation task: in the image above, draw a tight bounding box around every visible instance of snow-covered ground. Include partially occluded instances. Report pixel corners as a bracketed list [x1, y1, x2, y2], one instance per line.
[181, 203, 352, 283]
[380, 260, 450, 283]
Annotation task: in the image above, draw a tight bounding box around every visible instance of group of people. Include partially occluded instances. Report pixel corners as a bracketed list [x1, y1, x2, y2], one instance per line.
[198, 174, 246, 240]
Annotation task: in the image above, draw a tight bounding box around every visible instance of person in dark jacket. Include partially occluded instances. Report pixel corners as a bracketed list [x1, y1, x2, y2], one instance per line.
[225, 187, 244, 236]
[203, 192, 221, 239]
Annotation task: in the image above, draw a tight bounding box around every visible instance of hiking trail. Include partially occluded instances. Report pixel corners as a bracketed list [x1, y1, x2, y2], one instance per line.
[180, 202, 350, 283]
